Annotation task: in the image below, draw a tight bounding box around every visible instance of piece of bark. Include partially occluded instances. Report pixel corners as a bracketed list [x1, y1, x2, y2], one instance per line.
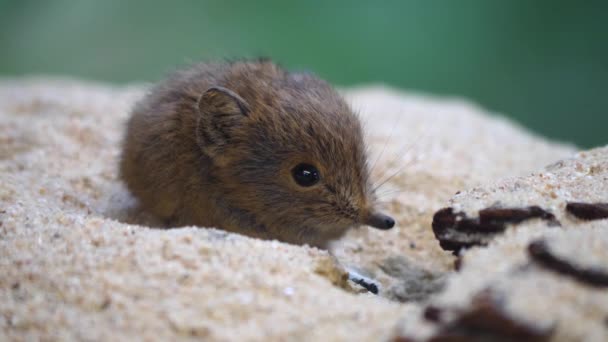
[528, 239, 608, 288]
[428, 291, 552, 342]
[432, 206, 559, 253]
[395, 291, 553, 342]
[566, 202, 608, 220]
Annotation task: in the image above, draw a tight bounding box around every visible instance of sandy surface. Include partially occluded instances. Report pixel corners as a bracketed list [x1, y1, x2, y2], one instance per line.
[1, 78, 599, 341]
[397, 146, 608, 341]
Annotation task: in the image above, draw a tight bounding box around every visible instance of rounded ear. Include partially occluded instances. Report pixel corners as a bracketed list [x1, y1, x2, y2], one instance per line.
[197, 86, 251, 117]
[196, 86, 251, 157]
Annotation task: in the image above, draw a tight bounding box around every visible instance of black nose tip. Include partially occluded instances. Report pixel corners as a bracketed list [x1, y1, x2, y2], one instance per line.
[365, 212, 395, 230]
[384, 216, 395, 229]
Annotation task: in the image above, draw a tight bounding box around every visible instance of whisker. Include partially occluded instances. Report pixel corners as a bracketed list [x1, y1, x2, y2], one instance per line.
[375, 186, 406, 195]
[376, 188, 408, 198]
[368, 111, 403, 179]
[371, 127, 429, 191]
[373, 153, 424, 193]
[374, 200, 396, 206]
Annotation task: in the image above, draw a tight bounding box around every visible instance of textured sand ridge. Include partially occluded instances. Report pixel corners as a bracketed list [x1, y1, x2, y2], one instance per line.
[396, 146, 608, 341]
[2, 78, 601, 341]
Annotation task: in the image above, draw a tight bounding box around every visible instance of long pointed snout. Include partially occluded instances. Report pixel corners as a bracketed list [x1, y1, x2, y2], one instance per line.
[363, 212, 395, 230]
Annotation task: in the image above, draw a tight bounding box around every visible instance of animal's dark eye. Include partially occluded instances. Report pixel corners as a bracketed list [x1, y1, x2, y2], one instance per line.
[292, 163, 320, 187]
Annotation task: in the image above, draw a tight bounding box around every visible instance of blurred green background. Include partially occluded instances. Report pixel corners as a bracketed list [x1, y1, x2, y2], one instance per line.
[1, 1, 606, 147]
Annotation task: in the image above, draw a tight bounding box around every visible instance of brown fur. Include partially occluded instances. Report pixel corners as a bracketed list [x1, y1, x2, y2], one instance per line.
[120, 60, 392, 248]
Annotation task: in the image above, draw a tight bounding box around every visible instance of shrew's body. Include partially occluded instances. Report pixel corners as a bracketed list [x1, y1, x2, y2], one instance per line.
[120, 60, 394, 248]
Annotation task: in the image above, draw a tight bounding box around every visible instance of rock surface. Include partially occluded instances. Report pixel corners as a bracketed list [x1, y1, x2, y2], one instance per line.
[2, 78, 601, 341]
[398, 146, 608, 341]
